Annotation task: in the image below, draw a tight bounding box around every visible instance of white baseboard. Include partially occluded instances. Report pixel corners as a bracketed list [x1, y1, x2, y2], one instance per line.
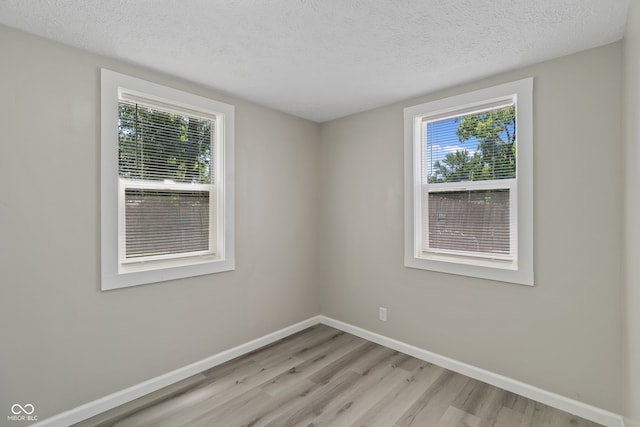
[318, 316, 625, 427]
[35, 314, 625, 427]
[32, 316, 322, 427]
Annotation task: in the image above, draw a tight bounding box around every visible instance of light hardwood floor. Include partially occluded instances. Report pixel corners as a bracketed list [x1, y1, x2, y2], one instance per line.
[74, 324, 603, 427]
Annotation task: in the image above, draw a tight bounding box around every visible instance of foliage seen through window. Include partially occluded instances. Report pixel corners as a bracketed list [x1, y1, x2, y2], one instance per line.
[118, 101, 213, 184]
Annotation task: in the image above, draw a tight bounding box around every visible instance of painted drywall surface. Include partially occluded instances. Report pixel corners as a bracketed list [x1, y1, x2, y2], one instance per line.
[0, 25, 320, 419]
[624, 1, 640, 425]
[319, 43, 623, 412]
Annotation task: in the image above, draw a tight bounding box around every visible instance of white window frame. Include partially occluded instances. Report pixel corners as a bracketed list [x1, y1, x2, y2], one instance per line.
[101, 69, 235, 290]
[404, 78, 533, 286]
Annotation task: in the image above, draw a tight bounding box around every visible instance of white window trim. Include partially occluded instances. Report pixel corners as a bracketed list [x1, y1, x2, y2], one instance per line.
[101, 69, 235, 291]
[404, 78, 533, 286]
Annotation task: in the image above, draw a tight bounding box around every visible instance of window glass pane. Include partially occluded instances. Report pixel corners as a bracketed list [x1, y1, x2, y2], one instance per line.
[426, 189, 510, 255]
[425, 105, 516, 183]
[118, 101, 214, 184]
[125, 189, 211, 259]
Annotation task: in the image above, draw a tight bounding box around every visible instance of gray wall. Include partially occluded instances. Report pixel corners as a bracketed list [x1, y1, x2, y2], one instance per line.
[624, 1, 640, 425]
[319, 43, 623, 412]
[0, 25, 321, 420]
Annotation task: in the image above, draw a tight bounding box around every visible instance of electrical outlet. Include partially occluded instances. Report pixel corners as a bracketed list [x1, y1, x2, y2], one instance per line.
[379, 307, 387, 322]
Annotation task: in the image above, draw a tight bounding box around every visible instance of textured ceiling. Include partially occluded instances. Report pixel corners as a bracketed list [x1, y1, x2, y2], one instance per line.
[0, 0, 630, 122]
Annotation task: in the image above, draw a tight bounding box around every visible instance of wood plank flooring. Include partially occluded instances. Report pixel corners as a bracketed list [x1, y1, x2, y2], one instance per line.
[73, 325, 604, 427]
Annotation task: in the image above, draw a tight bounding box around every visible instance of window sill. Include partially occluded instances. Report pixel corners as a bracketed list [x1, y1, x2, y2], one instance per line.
[404, 254, 533, 286]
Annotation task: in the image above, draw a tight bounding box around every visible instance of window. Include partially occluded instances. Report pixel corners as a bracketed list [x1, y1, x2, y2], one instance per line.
[404, 79, 533, 285]
[101, 69, 235, 290]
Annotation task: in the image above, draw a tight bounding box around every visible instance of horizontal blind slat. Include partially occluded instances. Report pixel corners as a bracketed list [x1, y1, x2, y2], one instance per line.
[118, 100, 214, 184]
[424, 103, 516, 184]
[423, 189, 511, 256]
[123, 187, 212, 259]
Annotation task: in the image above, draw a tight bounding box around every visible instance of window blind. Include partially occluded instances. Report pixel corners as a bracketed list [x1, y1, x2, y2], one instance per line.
[124, 189, 214, 259]
[118, 100, 214, 184]
[424, 103, 516, 184]
[422, 103, 516, 258]
[118, 98, 216, 261]
[423, 189, 511, 256]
